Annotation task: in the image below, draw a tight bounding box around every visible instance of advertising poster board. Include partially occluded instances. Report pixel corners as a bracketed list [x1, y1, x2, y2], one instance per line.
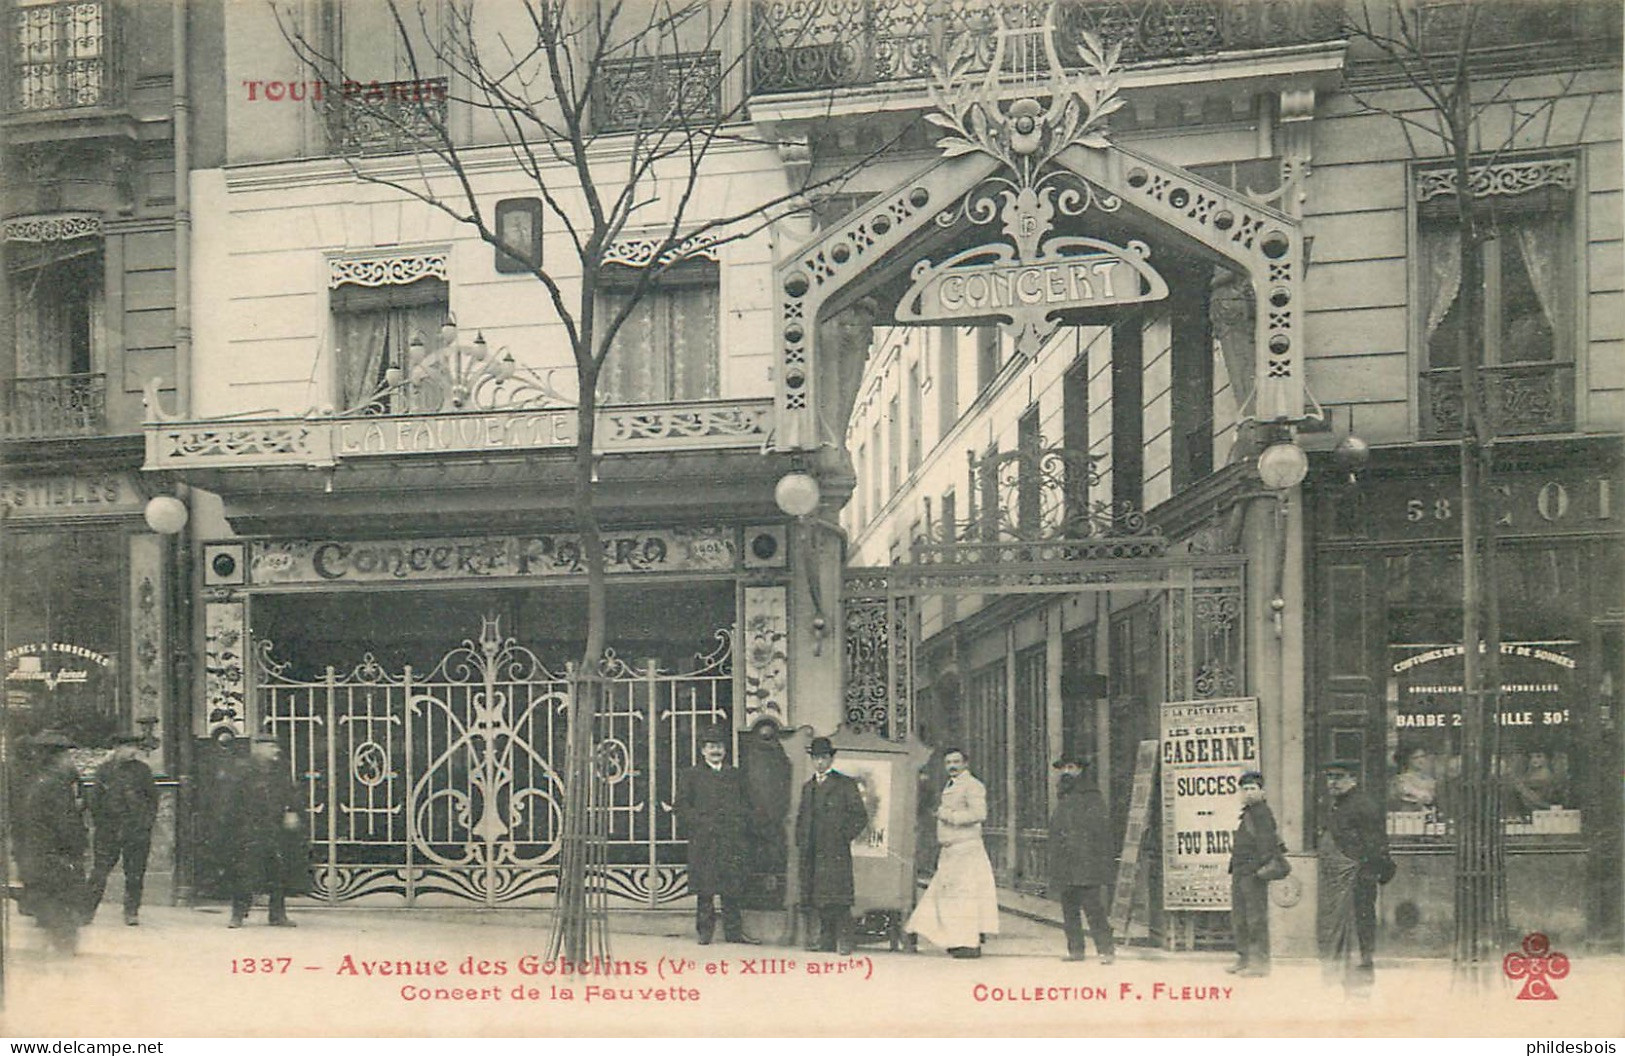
[1160, 696, 1261, 911]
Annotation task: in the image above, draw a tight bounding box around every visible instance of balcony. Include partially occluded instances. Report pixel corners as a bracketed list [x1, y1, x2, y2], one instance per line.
[1420, 362, 1576, 439]
[748, 0, 1342, 95]
[8, 0, 113, 112]
[2, 372, 106, 438]
[323, 77, 448, 156]
[594, 50, 723, 133]
[143, 398, 776, 472]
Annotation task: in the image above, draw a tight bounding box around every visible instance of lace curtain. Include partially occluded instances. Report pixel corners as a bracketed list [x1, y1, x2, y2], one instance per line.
[1420, 205, 1566, 368]
[334, 303, 443, 412]
[10, 253, 103, 378]
[599, 283, 719, 403]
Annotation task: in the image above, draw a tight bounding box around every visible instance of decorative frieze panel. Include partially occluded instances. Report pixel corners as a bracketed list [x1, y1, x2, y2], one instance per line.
[1420, 363, 1576, 438]
[328, 251, 449, 289]
[129, 535, 166, 740]
[203, 601, 248, 736]
[1415, 157, 1577, 201]
[603, 231, 721, 268]
[741, 586, 789, 729]
[597, 401, 772, 449]
[3, 212, 103, 242]
[145, 421, 332, 469]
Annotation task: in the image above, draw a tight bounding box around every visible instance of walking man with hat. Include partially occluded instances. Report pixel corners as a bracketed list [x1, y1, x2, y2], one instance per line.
[906, 747, 1000, 958]
[1046, 754, 1115, 964]
[794, 736, 868, 954]
[85, 733, 159, 925]
[1318, 760, 1388, 982]
[19, 729, 88, 954]
[676, 723, 759, 946]
[223, 733, 305, 928]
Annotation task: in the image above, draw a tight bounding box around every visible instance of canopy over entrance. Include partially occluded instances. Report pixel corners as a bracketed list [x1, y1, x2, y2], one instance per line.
[772, 17, 1308, 452]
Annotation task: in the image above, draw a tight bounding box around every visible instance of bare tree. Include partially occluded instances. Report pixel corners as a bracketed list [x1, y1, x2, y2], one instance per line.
[278, 0, 892, 962]
[1339, 0, 1592, 979]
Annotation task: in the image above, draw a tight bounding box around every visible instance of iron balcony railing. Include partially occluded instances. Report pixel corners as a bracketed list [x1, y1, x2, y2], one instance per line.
[9, 0, 113, 112]
[2, 372, 107, 438]
[1420, 362, 1576, 439]
[323, 76, 449, 155]
[594, 49, 723, 133]
[748, 0, 1343, 94]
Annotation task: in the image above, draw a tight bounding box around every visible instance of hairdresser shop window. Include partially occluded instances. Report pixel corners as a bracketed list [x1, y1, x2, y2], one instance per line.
[1384, 641, 1581, 842]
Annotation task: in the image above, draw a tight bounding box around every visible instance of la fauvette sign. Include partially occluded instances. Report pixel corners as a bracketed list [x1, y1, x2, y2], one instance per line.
[895, 236, 1167, 335]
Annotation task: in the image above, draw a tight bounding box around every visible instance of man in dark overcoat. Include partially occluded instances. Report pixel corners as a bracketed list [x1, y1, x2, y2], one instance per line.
[1227, 769, 1281, 977]
[794, 736, 868, 955]
[676, 723, 759, 945]
[19, 729, 88, 954]
[1318, 760, 1388, 981]
[223, 733, 305, 927]
[1046, 754, 1115, 964]
[85, 733, 159, 925]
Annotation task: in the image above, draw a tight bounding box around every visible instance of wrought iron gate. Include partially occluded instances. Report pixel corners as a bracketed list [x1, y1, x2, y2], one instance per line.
[256, 615, 732, 907]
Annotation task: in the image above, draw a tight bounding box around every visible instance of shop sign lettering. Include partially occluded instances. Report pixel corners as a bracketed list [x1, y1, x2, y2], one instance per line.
[1388, 641, 1576, 729]
[0, 475, 137, 513]
[1369, 472, 1618, 539]
[249, 528, 737, 584]
[1160, 697, 1260, 911]
[335, 411, 577, 456]
[5, 642, 115, 691]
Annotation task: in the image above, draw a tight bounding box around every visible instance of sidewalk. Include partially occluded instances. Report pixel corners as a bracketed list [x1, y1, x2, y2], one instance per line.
[2, 901, 1621, 1038]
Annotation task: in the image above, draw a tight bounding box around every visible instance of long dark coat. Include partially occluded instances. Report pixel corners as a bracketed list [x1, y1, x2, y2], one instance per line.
[221, 756, 307, 895]
[1047, 782, 1114, 891]
[677, 763, 752, 898]
[794, 770, 868, 907]
[19, 762, 88, 921]
[90, 757, 158, 835]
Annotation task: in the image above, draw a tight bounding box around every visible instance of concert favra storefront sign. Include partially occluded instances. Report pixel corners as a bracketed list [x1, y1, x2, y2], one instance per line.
[1160, 696, 1261, 911]
[896, 33, 1168, 355]
[248, 527, 738, 585]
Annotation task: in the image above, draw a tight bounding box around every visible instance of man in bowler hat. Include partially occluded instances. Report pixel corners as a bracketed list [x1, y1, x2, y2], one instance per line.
[19, 729, 88, 954]
[85, 732, 159, 925]
[223, 733, 305, 927]
[1046, 754, 1115, 964]
[676, 723, 759, 945]
[794, 737, 868, 955]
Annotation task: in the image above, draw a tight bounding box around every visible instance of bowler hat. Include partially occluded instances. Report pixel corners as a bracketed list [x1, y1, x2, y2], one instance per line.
[1050, 754, 1089, 770]
[699, 723, 730, 746]
[1321, 760, 1359, 775]
[1239, 769, 1265, 788]
[31, 729, 75, 750]
[807, 736, 836, 758]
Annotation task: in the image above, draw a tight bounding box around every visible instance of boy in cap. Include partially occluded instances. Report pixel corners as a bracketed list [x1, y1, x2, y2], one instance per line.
[1227, 770, 1280, 976]
[794, 737, 868, 954]
[1046, 754, 1115, 963]
[676, 723, 758, 945]
[85, 733, 158, 925]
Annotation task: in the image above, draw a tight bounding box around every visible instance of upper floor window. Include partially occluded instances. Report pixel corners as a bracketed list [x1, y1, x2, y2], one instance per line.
[1416, 155, 1577, 437]
[598, 260, 719, 404]
[10, 0, 110, 112]
[323, 0, 447, 155]
[328, 252, 449, 413]
[5, 239, 105, 437]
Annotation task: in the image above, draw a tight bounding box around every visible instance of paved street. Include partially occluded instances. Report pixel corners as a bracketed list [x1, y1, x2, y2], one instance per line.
[2, 902, 1620, 1038]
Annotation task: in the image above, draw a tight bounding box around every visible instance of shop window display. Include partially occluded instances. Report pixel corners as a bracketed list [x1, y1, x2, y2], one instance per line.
[1385, 640, 1582, 840]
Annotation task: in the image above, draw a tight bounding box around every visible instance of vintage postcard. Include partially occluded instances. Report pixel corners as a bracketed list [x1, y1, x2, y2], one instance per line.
[1, 0, 1620, 1041]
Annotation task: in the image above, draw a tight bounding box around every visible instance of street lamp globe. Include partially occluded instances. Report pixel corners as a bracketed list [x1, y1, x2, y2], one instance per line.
[1257, 441, 1309, 492]
[774, 472, 821, 518]
[144, 495, 189, 535]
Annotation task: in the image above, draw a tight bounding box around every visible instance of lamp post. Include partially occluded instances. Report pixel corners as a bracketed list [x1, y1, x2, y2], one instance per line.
[143, 493, 193, 905]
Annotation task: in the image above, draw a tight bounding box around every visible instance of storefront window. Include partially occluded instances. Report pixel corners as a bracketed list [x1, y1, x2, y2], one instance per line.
[1385, 640, 1582, 840]
[2, 527, 123, 743]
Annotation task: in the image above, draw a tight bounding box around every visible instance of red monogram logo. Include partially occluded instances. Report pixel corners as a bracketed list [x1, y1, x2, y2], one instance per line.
[1503, 932, 1570, 999]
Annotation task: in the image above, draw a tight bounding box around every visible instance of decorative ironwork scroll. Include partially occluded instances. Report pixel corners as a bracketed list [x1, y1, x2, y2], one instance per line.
[324, 77, 448, 156]
[328, 252, 449, 289]
[1415, 157, 1577, 202]
[10, 0, 111, 111]
[3, 212, 103, 243]
[842, 575, 916, 740]
[255, 615, 734, 906]
[595, 50, 723, 133]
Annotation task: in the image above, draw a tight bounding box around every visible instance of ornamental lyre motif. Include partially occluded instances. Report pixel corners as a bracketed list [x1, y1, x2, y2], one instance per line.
[1502, 932, 1570, 1000]
[897, 6, 1169, 356]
